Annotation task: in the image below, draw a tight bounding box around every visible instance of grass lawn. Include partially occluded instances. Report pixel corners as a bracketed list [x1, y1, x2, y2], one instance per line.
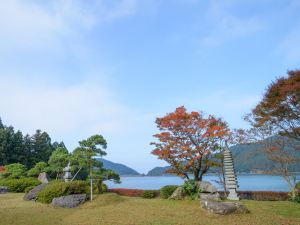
[0, 193, 299, 225]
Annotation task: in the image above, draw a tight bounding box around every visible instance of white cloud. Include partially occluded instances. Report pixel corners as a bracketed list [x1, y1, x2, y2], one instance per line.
[199, 0, 262, 47]
[0, 0, 139, 52]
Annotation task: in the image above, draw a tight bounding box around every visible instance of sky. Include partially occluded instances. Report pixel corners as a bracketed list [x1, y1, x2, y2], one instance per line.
[0, 0, 299, 174]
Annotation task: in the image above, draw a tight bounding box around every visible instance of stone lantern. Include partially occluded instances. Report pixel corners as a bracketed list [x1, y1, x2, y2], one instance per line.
[63, 162, 72, 182]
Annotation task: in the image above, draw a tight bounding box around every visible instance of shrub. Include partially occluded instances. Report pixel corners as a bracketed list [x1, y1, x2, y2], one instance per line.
[27, 162, 48, 177]
[160, 185, 178, 199]
[296, 181, 300, 190]
[37, 180, 88, 203]
[2, 163, 27, 179]
[0, 178, 40, 192]
[102, 183, 108, 193]
[182, 179, 199, 200]
[142, 190, 157, 199]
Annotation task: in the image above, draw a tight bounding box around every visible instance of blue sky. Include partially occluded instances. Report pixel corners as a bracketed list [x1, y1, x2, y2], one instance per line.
[0, 0, 299, 173]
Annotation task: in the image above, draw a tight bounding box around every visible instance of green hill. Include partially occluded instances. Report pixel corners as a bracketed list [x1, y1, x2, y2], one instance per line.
[96, 158, 140, 176]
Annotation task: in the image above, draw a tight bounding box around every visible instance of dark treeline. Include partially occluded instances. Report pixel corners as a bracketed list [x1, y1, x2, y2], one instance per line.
[0, 118, 64, 169]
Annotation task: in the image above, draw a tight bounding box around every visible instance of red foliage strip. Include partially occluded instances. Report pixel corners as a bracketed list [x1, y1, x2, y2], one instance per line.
[108, 188, 159, 197]
[0, 166, 5, 173]
[109, 188, 289, 201]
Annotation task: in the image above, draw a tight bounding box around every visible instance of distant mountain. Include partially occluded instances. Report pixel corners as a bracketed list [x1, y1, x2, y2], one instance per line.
[96, 158, 140, 176]
[147, 166, 172, 176]
[147, 139, 300, 176]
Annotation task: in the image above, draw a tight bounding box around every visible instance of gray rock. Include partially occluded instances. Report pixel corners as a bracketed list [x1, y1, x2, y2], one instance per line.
[38, 172, 50, 184]
[52, 194, 87, 208]
[169, 187, 184, 200]
[0, 186, 8, 194]
[200, 200, 249, 215]
[24, 183, 47, 200]
[199, 192, 220, 201]
[196, 181, 218, 193]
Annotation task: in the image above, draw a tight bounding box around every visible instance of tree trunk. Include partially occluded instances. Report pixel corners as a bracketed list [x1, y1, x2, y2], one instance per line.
[194, 169, 201, 181]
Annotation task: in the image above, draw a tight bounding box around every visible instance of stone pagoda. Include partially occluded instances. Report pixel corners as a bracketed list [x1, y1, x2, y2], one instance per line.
[223, 145, 239, 200]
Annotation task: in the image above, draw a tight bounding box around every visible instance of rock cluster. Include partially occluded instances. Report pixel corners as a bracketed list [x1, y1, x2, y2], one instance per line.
[24, 183, 47, 201]
[52, 194, 87, 208]
[0, 186, 8, 194]
[169, 186, 184, 200]
[197, 181, 221, 201]
[197, 181, 249, 215]
[200, 200, 249, 215]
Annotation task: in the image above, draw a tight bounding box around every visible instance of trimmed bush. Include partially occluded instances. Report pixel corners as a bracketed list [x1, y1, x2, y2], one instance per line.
[37, 180, 88, 203]
[160, 185, 178, 199]
[0, 178, 40, 192]
[102, 183, 108, 193]
[182, 180, 199, 200]
[142, 190, 157, 199]
[2, 163, 27, 179]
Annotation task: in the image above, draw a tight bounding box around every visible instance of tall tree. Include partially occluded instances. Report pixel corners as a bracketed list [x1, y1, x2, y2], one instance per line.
[242, 70, 300, 201]
[47, 147, 70, 179]
[72, 135, 107, 180]
[31, 130, 55, 165]
[151, 106, 230, 181]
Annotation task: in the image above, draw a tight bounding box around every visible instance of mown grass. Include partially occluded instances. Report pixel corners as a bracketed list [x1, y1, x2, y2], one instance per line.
[0, 193, 299, 225]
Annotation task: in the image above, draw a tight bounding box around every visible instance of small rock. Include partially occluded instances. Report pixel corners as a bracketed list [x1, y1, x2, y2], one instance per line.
[200, 200, 249, 215]
[199, 192, 220, 201]
[52, 194, 87, 208]
[196, 181, 218, 193]
[24, 183, 47, 200]
[169, 187, 184, 200]
[38, 172, 50, 184]
[0, 186, 8, 194]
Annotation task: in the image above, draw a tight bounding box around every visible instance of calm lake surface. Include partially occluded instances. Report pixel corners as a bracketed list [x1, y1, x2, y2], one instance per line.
[106, 175, 299, 191]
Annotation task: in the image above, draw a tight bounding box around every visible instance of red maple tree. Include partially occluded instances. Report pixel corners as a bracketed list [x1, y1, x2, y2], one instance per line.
[151, 106, 230, 181]
[247, 70, 300, 140]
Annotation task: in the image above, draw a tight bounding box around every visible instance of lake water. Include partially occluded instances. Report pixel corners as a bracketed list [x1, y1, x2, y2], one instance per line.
[106, 175, 299, 191]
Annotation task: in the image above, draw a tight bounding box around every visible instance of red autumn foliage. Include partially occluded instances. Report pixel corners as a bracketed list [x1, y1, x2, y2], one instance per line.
[151, 106, 230, 181]
[0, 166, 5, 173]
[249, 70, 300, 140]
[108, 188, 159, 197]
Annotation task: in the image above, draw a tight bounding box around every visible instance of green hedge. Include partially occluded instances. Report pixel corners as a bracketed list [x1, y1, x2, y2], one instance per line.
[0, 178, 41, 192]
[160, 185, 178, 199]
[141, 190, 157, 199]
[37, 180, 88, 203]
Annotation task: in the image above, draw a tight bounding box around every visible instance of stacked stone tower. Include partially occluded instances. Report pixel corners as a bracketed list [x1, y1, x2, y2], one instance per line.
[223, 145, 239, 200]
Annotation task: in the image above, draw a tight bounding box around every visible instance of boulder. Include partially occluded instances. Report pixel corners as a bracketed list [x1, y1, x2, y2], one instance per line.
[199, 192, 220, 201]
[38, 172, 50, 184]
[196, 181, 218, 193]
[0, 186, 8, 194]
[52, 194, 87, 208]
[200, 200, 249, 215]
[169, 187, 184, 200]
[24, 183, 47, 200]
